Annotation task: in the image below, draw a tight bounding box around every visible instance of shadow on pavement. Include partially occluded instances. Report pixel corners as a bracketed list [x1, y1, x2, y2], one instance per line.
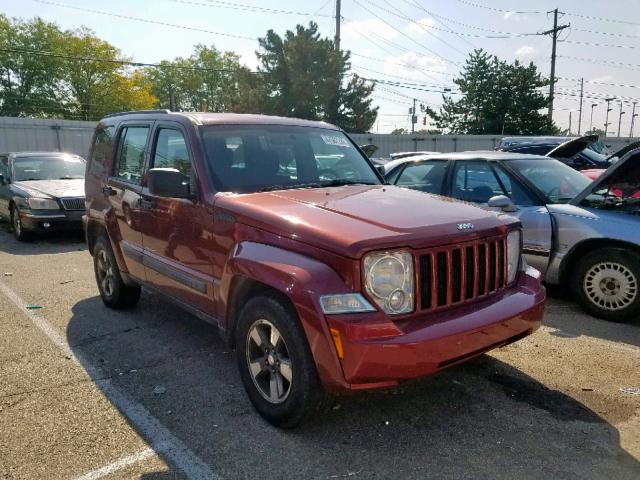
[545, 284, 640, 349]
[0, 224, 85, 255]
[67, 293, 640, 479]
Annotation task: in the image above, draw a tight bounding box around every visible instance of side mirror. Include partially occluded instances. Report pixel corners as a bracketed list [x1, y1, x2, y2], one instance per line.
[375, 164, 386, 177]
[148, 168, 192, 198]
[488, 195, 518, 213]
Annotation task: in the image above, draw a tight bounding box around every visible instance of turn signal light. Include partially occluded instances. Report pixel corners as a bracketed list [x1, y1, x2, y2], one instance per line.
[330, 328, 344, 359]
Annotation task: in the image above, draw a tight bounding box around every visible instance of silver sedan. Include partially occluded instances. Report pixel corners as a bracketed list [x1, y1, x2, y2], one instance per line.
[384, 149, 640, 322]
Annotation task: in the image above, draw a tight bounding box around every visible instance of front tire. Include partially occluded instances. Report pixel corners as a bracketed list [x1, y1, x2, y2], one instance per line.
[572, 248, 640, 322]
[93, 236, 141, 309]
[235, 295, 325, 428]
[10, 206, 30, 241]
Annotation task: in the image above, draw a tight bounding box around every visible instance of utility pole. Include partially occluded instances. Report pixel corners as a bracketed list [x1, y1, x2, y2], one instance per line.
[577, 78, 584, 135]
[410, 98, 417, 135]
[630, 101, 638, 138]
[540, 9, 569, 123]
[618, 101, 625, 137]
[589, 103, 597, 133]
[335, 0, 341, 50]
[604, 97, 615, 136]
[568, 111, 572, 135]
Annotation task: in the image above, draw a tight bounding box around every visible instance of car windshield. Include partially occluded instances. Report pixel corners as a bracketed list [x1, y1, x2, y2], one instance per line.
[200, 125, 380, 193]
[507, 158, 592, 203]
[13, 156, 85, 181]
[577, 148, 608, 165]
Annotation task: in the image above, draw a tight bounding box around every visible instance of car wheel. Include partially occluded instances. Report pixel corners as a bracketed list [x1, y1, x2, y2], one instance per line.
[573, 248, 640, 322]
[10, 205, 30, 241]
[93, 236, 141, 309]
[235, 295, 326, 428]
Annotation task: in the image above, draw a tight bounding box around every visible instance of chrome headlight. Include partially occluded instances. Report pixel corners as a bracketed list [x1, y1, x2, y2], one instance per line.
[363, 251, 414, 314]
[506, 229, 522, 285]
[320, 294, 375, 314]
[28, 197, 60, 210]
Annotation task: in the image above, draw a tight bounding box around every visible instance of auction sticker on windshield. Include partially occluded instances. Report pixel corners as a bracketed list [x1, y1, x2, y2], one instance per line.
[321, 134, 351, 147]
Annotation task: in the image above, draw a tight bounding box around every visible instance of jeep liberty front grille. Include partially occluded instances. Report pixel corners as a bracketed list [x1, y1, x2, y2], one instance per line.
[418, 235, 507, 311]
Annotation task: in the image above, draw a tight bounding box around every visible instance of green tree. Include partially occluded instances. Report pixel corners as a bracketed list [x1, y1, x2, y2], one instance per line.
[59, 27, 157, 120]
[0, 15, 66, 117]
[427, 49, 556, 135]
[257, 22, 378, 132]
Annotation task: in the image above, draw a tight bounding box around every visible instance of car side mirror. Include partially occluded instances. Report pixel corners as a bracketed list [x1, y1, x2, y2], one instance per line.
[375, 165, 386, 176]
[148, 168, 193, 199]
[488, 195, 518, 212]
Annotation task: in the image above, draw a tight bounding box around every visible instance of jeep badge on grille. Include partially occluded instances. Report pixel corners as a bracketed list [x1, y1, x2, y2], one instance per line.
[457, 223, 475, 231]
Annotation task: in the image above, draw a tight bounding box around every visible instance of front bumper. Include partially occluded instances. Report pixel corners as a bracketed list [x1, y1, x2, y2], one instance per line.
[324, 266, 545, 390]
[20, 210, 84, 232]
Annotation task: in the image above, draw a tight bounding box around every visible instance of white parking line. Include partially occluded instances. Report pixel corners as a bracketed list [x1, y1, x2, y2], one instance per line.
[0, 280, 221, 480]
[74, 447, 156, 480]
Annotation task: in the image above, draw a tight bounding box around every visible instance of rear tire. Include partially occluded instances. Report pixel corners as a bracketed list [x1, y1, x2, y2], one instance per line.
[235, 295, 326, 428]
[572, 248, 640, 322]
[93, 236, 141, 309]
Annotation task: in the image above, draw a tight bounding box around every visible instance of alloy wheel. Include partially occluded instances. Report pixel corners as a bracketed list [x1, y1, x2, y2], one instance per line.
[96, 249, 115, 297]
[245, 319, 293, 404]
[583, 261, 638, 311]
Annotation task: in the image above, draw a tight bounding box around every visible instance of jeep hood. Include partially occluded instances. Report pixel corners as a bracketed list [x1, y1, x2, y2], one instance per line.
[216, 185, 516, 258]
[13, 179, 85, 198]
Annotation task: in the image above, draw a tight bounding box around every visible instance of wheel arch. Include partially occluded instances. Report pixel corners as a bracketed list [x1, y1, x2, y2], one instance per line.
[559, 238, 640, 285]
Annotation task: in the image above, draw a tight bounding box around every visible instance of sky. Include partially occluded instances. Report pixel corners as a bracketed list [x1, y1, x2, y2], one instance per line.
[1, 0, 639, 135]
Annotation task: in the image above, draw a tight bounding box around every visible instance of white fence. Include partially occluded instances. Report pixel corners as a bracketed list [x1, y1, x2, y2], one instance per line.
[0, 116, 635, 159]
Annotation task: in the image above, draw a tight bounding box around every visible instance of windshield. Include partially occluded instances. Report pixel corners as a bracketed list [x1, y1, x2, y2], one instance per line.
[581, 152, 640, 216]
[200, 125, 380, 193]
[507, 158, 592, 204]
[13, 156, 85, 181]
[577, 148, 608, 165]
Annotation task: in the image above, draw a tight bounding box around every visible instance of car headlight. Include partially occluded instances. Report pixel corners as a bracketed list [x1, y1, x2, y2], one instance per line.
[320, 294, 375, 314]
[506, 229, 522, 285]
[28, 197, 60, 210]
[363, 251, 414, 314]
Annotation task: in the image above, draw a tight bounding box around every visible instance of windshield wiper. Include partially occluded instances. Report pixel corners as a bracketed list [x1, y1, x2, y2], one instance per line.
[260, 180, 378, 192]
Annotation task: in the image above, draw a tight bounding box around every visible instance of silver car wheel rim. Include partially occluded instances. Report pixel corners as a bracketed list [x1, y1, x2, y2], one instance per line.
[246, 319, 292, 404]
[96, 250, 115, 297]
[584, 262, 637, 311]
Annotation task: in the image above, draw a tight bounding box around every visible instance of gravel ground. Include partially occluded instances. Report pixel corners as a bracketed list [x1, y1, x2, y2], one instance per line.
[0, 227, 638, 480]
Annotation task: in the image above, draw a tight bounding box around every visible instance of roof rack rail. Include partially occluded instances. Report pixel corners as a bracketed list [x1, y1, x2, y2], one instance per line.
[102, 109, 172, 119]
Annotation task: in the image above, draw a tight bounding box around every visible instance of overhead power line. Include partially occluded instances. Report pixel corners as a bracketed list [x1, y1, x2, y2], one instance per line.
[32, 0, 257, 41]
[0, 47, 259, 73]
[557, 76, 640, 90]
[563, 11, 640, 27]
[172, 0, 333, 16]
[573, 27, 640, 39]
[558, 55, 640, 71]
[451, 0, 542, 15]
[562, 39, 636, 49]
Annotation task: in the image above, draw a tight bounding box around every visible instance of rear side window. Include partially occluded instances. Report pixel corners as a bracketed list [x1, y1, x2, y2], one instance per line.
[89, 125, 115, 175]
[394, 161, 447, 194]
[116, 126, 149, 184]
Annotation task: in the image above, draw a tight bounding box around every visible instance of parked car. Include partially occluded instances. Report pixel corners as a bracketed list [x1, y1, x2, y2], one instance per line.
[384, 150, 640, 322]
[499, 135, 613, 171]
[390, 151, 440, 160]
[497, 135, 608, 154]
[0, 152, 86, 240]
[84, 110, 545, 427]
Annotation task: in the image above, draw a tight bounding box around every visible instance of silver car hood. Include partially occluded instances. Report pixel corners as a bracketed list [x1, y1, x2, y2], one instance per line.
[13, 179, 85, 199]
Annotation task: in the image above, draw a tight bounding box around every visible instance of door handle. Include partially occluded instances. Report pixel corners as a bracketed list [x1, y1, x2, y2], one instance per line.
[102, 186, 117, 196]
[139, 198, 156, 209]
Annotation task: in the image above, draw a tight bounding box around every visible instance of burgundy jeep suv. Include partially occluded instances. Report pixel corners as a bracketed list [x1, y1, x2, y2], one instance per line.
[84, 110, 545, 427]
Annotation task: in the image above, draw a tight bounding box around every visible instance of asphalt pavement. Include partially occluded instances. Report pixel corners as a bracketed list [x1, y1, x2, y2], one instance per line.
[0, 227, 639, 480]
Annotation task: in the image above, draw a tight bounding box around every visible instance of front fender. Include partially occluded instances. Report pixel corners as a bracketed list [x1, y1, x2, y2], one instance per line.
[221, 241, 352, 391]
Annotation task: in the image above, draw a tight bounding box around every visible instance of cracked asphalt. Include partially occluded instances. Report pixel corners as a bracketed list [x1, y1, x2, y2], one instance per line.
[0, 227, 639, 480]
